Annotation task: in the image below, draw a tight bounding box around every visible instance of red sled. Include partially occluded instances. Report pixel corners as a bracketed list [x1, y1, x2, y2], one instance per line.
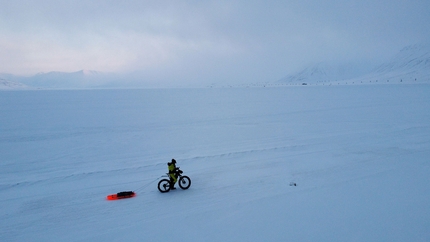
[107, 191, 136, 200]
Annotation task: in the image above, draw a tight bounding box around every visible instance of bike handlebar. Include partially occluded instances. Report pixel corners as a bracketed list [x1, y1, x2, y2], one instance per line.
[166, 168, 183, 176]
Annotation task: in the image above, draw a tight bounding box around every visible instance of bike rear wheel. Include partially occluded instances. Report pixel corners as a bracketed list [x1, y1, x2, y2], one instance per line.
[178, 176, 191, 190]
[158, 179, 171, 193]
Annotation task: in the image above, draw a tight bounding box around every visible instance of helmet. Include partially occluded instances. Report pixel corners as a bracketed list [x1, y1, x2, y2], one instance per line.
[171, 159, 176, 164]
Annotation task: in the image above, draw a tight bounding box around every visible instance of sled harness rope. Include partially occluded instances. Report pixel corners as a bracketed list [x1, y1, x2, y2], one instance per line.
[134, 176, 164, 192]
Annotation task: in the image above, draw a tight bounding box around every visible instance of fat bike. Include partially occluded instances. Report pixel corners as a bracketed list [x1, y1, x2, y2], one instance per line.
[157, 168, 191, 193]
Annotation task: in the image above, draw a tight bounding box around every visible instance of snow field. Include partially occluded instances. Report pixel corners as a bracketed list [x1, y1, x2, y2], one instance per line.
[1, 85, 430, 241]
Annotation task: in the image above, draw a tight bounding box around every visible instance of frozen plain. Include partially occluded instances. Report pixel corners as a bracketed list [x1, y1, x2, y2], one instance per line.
[1, 84, 430, 241]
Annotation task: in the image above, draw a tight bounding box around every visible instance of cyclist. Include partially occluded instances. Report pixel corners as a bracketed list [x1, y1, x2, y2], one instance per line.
[167, 159, 178, 189]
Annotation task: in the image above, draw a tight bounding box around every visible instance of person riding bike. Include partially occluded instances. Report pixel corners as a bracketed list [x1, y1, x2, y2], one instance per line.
[167, 159, 179, 189]
[158, 159, 190, 193]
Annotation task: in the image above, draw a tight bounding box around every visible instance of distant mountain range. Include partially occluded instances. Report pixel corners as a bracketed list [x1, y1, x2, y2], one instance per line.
[278, 42, 430, 85]
[0, 78, 29, 90]
[0, 70, 119, 89]
[277, 62, 372, 84]
[356, 43, 430, 83]
[2, 42, 430, 89]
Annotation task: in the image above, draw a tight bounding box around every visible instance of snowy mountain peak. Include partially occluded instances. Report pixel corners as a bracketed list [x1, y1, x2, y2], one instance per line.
[0, 78, 28, 89]
[277, 62, 333, 84]
[80, 70, 100, 76]
[278, 62, 371, 84]
[373, 42, 430, 74]
[278, 42, 430, 85]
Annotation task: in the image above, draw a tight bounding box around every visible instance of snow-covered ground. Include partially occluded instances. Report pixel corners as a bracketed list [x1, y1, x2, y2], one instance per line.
[1, 85, 430, 241]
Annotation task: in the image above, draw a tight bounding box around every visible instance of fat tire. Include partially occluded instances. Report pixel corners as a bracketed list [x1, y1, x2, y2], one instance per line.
[178, 176, 191, 190]
[158, 179, 171, 193]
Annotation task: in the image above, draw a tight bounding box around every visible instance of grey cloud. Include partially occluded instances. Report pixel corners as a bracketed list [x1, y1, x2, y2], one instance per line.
[1, 0, 429, 84]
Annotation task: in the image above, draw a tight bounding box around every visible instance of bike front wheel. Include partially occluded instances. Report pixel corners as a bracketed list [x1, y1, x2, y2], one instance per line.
[178, 176, 191, 190]
[158, 179, 171, 193]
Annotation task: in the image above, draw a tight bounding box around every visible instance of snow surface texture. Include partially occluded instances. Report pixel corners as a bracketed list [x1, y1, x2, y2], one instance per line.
[1, 86, 430, 241]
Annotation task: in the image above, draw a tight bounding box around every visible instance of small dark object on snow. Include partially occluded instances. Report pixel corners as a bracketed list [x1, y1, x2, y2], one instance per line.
[289, 182, 297, 186]
[117, 191, 134, 197]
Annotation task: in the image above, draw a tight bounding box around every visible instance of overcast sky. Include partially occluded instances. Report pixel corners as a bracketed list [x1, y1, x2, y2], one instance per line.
[1, 0, 429, 85]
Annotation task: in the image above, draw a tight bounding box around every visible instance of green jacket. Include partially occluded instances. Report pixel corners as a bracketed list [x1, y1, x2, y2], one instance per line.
[168, 162, 177, 174]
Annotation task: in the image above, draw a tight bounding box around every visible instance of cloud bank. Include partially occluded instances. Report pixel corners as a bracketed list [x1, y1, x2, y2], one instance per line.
[1, 0, 429, 85]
